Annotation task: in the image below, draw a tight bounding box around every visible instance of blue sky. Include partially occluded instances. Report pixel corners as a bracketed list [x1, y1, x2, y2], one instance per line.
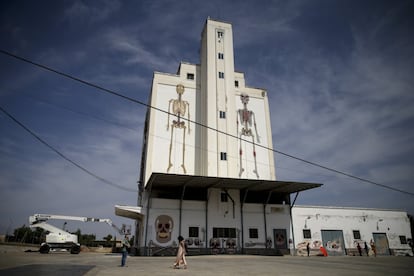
[1, 0, 413, 239]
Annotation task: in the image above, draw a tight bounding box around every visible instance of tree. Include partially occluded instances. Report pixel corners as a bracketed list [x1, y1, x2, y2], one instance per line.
[12, 225, 45, 244]
[13, 225, 31, 243]
[103, 234, 113, 242]
[80, 234, 96, 246]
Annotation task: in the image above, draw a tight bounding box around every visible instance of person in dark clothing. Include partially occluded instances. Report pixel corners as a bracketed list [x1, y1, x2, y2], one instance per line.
[364, 242, 369, 256]
[120, 235, 130, 267]
[306, 242, 310, 257]
[357, 243, 362, 256]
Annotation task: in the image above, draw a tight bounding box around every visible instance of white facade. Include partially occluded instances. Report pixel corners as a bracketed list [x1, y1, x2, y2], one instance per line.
[132, 18, 293, 255]
[292, 206, 413, 256]
[115, 18, 413, 257]
[142, 19, 275, 184]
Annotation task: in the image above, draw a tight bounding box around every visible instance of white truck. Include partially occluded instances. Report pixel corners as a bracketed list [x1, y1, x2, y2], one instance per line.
[29, 213, 129, 254]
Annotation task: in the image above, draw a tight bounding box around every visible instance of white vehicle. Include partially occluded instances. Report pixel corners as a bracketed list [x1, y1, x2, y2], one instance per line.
[29, 213, 129, 254]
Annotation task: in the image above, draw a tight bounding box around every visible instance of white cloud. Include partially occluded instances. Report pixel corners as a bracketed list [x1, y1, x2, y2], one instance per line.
[1, 0, 413, 239]
[64, 0, 121, 24]
[252, 8, 414, 212]
[104, 29, 179, 73]
[0, 100, 143, 237]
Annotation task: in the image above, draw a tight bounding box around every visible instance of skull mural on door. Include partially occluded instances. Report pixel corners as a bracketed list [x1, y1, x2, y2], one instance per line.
[155, 215, 174, 243]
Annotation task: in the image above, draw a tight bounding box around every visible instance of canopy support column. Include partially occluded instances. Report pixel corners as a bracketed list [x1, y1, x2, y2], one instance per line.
[289, 192, 300, 255]
[179, 185, 186, 235]
[263, 191, 273, 249]
[240, 189, 249, 254]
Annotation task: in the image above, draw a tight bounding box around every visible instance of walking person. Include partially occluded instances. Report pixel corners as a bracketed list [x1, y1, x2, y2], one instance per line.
[173, 236, 187, 269]
[306, 242, 310, 257]
[364, 242, 369, 256]
[120, 234, 130, 267]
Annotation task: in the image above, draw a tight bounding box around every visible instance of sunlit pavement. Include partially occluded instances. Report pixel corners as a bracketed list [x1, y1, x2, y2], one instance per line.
[1, 248, 413, 276]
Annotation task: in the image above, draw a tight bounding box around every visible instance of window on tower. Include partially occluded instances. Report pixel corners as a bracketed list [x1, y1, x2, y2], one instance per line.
[220, 152, 227, 161]
[218, 53, 224, 59]
[217, 31, 223, 38]
[187, 73, 194, 80]
[219, 72, 224, 79]
[219, 111, 226, 119]
[235, 80, 239, 87]
[220, 191, 228, 202]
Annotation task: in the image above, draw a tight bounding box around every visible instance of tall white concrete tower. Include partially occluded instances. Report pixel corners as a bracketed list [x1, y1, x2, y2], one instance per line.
[118, 18, 322, 256]
[198, 19, 237, 177]
[198, 18, 275, 180]
[141, 18, 275, 187]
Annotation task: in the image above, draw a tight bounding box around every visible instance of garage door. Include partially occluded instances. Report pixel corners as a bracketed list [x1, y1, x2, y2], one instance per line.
[321, 230, 346, 256]
[373, 233, 390, 255]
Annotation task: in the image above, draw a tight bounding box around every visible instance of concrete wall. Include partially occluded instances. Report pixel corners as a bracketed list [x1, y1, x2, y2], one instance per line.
[144, 65, 199, 185]
[144, 19, 275, 184]
[142, 191, 292, 253]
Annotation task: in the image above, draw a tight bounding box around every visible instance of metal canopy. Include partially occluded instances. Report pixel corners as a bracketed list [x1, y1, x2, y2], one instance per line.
[115, 205, 144, 220]
[146, 172, 322, 194]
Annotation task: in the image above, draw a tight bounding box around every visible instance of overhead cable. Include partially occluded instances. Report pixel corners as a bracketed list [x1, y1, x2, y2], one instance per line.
[0, 105, 136, 193]
[1, 49, 413, 197]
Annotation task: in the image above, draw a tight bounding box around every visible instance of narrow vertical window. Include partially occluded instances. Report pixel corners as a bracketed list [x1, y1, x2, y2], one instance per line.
[218, 53, 224, 59]
[235, 80, 239, 87]
[220, 192, 228, 202]
[219, 111, 226, 119]
[217, 31, 223, 38]
[303, 229, 311, 239]
[220, 152, 227, 161]
[219, 72, 224, 79]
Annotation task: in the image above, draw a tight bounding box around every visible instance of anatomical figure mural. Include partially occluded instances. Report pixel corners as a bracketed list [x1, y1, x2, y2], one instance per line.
[237, 93, 260, 178]
[166, 84, 191, 174]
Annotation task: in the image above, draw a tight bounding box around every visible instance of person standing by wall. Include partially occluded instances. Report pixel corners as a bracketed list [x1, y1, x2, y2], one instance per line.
[370, 239, 377, 257]
[306, 242, 310, 257]
[357, 243, 362, 256]
[120, 234, 130, 267]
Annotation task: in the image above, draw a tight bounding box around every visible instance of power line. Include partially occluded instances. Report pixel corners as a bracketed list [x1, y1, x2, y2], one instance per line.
[1, 49, 413, 197]
[0, 105, 136, 193]
[22, 93, 139, 132]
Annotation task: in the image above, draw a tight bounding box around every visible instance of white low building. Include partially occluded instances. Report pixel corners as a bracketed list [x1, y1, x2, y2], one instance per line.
[292, 206, 413, 256]
[115, 18, 413, 256]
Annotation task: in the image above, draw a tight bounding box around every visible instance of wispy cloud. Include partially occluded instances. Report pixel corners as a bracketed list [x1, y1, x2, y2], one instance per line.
[262, 6, 414, 210]
[63, 0, 121, 24]
[104, 29, 179, 73]
[1, 0, 413, 238]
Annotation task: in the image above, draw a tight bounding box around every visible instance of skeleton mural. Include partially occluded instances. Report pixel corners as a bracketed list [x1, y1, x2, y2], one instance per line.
[166, 84, 191, 173]
[237, 93, 260, 178]
[155, 215, 174, 243]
